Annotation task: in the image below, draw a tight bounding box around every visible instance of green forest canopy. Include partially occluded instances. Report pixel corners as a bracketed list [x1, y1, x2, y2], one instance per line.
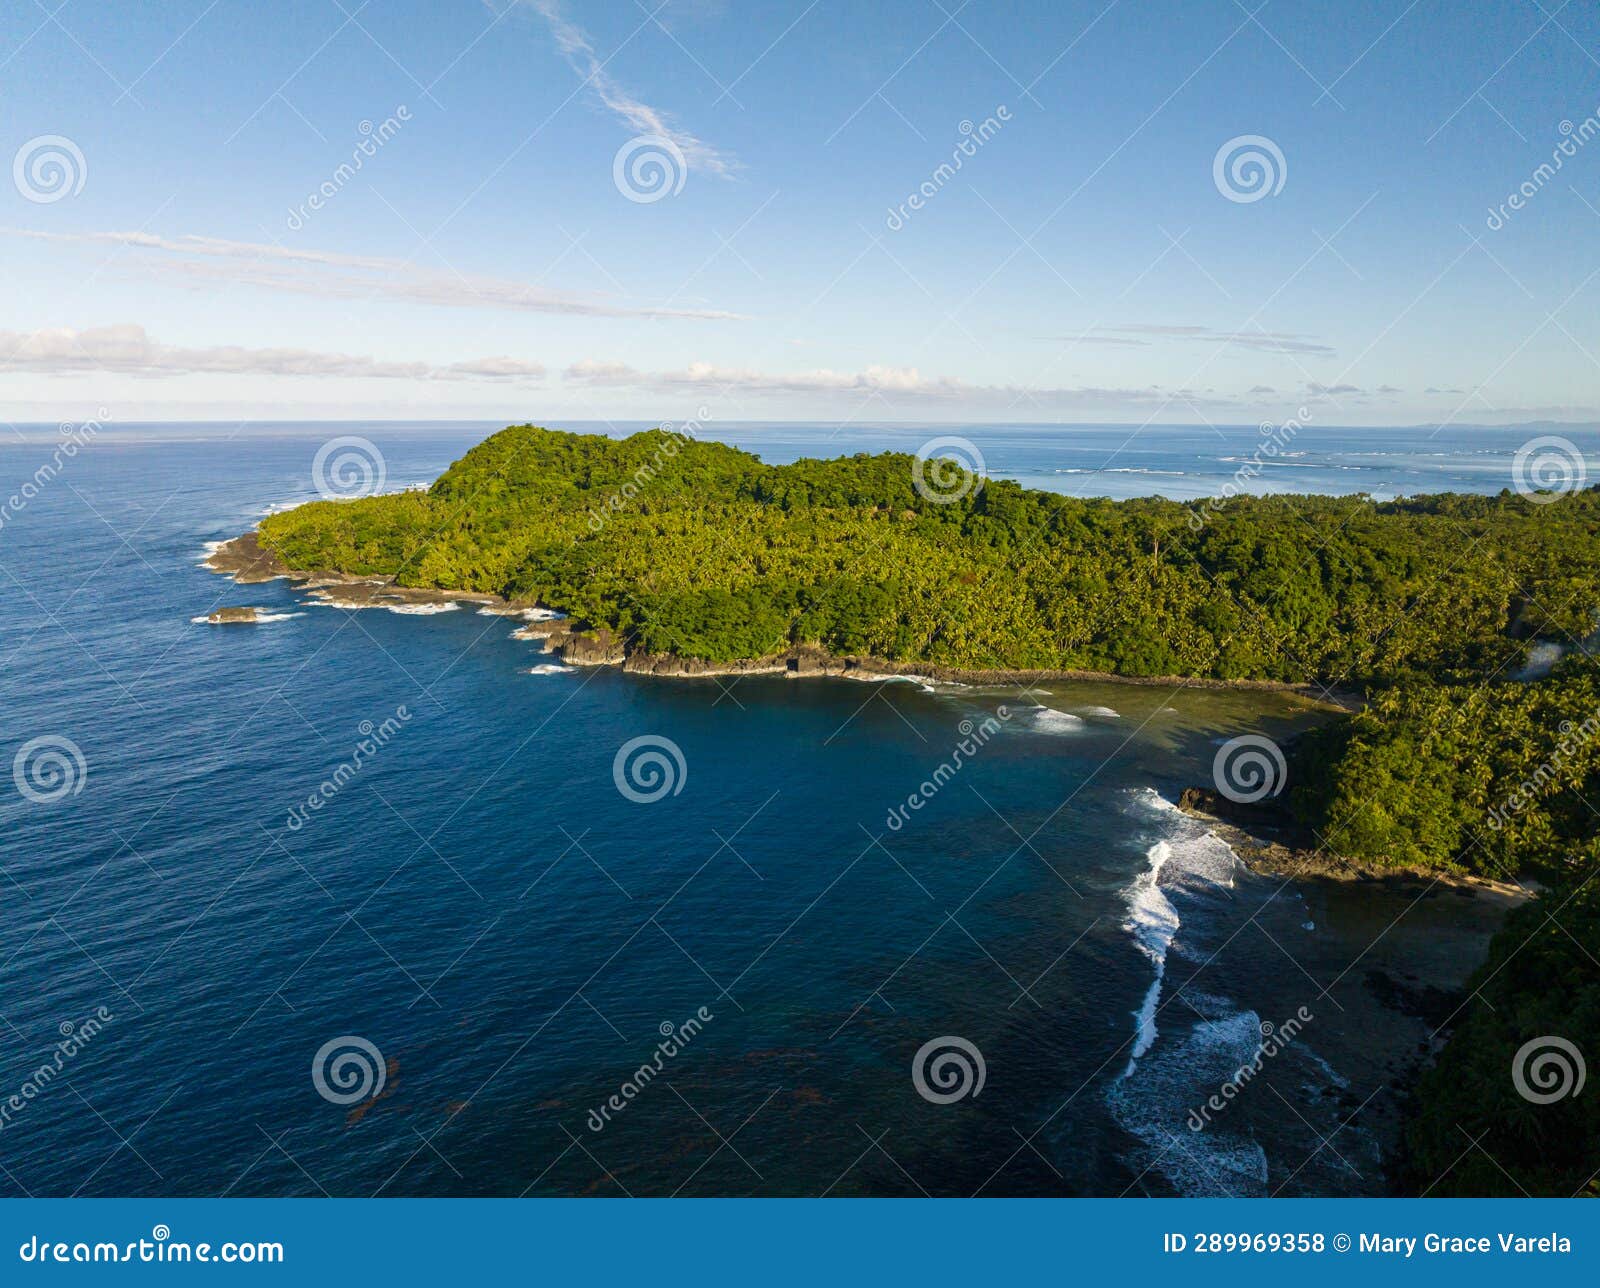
[261, 424, 1600, 684]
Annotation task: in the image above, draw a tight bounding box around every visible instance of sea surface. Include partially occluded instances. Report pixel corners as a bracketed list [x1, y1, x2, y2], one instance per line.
[0, 420, 1584, 1198]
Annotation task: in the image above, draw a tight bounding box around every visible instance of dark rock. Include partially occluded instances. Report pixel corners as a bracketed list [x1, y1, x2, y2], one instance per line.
[207, 606, 260, 624]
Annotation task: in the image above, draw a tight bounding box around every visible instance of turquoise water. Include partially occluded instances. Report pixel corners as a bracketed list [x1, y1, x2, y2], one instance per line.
[0, 421, 1581, 1196]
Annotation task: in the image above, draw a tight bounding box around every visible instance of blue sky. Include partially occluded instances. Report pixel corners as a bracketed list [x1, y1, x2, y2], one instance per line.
[2, 0, 1598, 425]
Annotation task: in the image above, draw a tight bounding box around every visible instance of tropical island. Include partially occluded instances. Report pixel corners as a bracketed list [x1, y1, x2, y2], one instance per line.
[232, 423, 1599, 1193]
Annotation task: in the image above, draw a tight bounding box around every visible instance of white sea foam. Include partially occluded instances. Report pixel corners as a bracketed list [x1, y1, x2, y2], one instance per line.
[1118, 789, 1239, 1076]
[843, 672, 935, 693]
[525, 662, 575, 675]
[1124, 841, 1180, 1068]
[1028, 706, 1085, 734]
[1078, 705, 1121, 719]
[196, 538, 233, 568]
[1299, 1046, 1350, 1092]
[384, 602, 459, 615]
[475, 604, 566, 619]
[1105, 1007, 1271, 1197]
[1106, 789, 1292, 1196]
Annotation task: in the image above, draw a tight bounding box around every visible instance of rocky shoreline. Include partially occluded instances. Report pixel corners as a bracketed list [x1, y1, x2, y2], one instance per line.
[205, 531, 1352, 704]
[1175, 785, 1532, 902]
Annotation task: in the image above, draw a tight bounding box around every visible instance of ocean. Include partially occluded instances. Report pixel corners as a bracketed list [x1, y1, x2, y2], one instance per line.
[0, 419, 1583, 1197]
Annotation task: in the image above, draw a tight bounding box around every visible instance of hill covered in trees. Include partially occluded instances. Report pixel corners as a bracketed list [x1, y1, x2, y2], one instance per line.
[1290, 654, 1600, 882]
[260, 424, 1600, 687]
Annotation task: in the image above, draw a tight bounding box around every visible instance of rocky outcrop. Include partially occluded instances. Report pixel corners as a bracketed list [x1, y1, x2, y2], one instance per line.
[552, 627, 627, 667]
[205, 533, 290, 583]
[207, 606, 261, 624]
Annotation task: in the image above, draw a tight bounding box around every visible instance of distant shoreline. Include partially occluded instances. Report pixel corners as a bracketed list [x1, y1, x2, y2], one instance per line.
[205, 530, 1354, 706]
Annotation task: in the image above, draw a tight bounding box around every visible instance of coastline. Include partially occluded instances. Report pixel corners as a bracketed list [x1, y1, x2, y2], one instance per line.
[1169, 787, 1530, 1193]
[1175, 785, 1532, 901]
[205, 531, 1354, 706]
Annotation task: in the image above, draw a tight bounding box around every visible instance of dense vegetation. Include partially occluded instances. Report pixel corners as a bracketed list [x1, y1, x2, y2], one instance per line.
[261, 424, 1600, 686]
[1291, 655, 1600, 881]
[1403, 877, 1599, 1196]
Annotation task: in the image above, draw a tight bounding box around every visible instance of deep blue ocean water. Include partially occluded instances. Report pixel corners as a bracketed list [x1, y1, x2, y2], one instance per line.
[0, 420, 1588, 1198]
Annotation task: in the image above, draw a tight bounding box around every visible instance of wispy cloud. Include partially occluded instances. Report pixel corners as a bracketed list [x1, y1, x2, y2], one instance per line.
[517, 0, 736, 176]
[1054, 334, 1151, 348]
[1099, 324, 1337, 355]
[2, 227, 744, 321]
[0, 324, 546, 382]
[562, 358, 1228, 409]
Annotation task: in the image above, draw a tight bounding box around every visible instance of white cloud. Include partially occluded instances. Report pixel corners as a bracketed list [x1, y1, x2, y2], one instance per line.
[516, 0, 736, 177]
[0, 324, 546, 382]
[2, 227, 743, 322]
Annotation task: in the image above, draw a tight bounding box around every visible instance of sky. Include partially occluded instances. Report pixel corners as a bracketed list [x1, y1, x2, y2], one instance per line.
[2, 0, 1599, 427]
